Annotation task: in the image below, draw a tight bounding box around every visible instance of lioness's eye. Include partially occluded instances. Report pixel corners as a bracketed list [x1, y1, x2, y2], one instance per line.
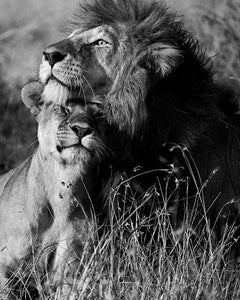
[92, 39, 109, 47]
[61, 105, 70, 115]
[38, 100, 44, 107]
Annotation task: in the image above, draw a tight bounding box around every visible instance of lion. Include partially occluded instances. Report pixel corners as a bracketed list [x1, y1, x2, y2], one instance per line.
[0, 81, 108, 296]
[37, 0, 240, 257]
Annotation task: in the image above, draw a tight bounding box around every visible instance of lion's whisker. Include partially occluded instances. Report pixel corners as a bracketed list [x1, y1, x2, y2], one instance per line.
[82, 74, 96, 100]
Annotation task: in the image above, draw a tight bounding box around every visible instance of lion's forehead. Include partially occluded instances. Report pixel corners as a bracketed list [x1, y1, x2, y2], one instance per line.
[68, 25, 116, 44]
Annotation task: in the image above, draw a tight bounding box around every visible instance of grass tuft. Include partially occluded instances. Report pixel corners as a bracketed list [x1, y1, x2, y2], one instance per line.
[1, 173, 240, 299]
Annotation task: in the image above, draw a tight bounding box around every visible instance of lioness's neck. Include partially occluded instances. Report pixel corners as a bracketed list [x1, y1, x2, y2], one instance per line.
[0, 147, 95, 221]
[32, 148, 94, 216]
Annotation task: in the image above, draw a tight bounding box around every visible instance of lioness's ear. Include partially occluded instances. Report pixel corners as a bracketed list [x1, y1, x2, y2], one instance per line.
[21, 81, 44, 116]
[144, 44, 183, 77]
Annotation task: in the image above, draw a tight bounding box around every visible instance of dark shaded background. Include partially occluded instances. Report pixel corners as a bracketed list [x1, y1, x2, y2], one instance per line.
[0, 0, 239, 173]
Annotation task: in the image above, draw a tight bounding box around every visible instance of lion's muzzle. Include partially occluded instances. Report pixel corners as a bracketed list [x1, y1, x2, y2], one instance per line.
[43, 40, 71, 68]
[40, 39, 77, 87]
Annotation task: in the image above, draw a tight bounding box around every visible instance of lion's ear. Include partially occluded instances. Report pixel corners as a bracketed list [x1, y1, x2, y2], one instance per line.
[144, 44, 183, 77]
[21, 81, 44, 117]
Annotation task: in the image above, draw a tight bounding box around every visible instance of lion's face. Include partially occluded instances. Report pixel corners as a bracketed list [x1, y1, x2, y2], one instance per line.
[39, 19, 182, 138]
[37, 101, 107, 165]
[40, 25, 127, 104]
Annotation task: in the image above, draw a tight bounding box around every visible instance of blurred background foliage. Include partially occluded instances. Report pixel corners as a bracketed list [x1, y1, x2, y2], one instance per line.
[0, 0, 239, 173]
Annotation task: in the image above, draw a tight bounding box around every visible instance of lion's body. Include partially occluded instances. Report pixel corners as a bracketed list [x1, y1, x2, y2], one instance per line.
[38, 0, 240, 254]
[172, 116, 240, 241]
[0, 91, 107, 292]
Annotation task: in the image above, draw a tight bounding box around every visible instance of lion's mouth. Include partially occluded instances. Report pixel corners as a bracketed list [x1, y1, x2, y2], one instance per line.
[47, 75, 68, 88]
[56, 144, 78, 152]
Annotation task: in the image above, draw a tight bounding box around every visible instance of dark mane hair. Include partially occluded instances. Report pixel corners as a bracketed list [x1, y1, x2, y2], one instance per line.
[68, 0, 237, 163]
[66, 0, 240, 256]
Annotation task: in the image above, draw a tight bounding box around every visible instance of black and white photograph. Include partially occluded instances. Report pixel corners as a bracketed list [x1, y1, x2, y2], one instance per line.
[0, 0, 240, 299]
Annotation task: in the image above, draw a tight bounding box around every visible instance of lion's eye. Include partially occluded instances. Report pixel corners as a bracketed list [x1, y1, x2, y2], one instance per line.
[92, 39, 109, 47]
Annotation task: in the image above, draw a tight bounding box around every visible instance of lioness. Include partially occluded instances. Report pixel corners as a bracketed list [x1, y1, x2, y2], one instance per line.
[0, 81, 108, 295]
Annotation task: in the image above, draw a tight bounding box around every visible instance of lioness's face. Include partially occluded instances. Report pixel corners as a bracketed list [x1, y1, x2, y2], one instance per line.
[37, 101, 107, 165]
[39, 25, 129, 104]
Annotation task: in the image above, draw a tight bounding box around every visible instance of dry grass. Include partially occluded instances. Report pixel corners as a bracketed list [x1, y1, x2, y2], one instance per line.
[2, 175, 240, 299]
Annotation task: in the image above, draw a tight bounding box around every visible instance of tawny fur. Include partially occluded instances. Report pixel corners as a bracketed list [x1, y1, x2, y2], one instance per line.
[0, 82, 108, 293]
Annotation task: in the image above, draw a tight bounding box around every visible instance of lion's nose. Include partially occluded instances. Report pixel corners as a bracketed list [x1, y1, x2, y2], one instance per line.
[70, 125, 93, 140]
[43, 47, 66, 67]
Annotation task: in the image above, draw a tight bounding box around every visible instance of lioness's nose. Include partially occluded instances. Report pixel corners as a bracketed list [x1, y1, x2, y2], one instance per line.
[43, 47, 66, 67]
[70, 125, 93, 140]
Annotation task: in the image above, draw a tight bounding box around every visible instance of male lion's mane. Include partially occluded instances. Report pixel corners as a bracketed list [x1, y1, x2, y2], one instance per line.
[68, 0, 237, 164]
[62, 0, 240, 249]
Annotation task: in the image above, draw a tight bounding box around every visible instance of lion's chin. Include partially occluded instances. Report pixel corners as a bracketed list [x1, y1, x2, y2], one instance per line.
[42, 78, 86, 105]
[49, 75, 69, 88]
[42, 79, 70, 105]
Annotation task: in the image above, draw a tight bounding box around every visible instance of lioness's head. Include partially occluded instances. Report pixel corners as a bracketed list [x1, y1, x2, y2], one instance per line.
[22, 82, 108, 166]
